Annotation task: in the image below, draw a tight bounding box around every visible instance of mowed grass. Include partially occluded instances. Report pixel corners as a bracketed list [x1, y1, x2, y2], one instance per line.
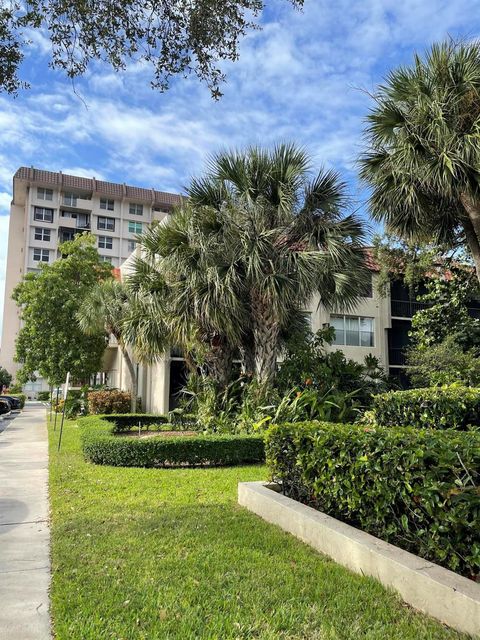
[49, 419, 467, 640]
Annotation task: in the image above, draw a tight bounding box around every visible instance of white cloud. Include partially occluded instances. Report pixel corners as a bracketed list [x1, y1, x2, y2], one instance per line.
[0, 0, 478, 325]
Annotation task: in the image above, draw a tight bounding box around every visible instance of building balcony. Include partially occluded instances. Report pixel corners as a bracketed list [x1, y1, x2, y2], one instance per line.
[390, 299, 431, 318]
[61, 197, 92, 212]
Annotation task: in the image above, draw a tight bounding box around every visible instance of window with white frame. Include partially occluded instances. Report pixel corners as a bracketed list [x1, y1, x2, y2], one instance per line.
[128, 221, 142, 234]
[37, 187, 53, 201]
[99, 256, 113, 264]
[127, 240, 136, 252]
[100, 198, 114, 211]
[34, 227, 50, 242]
[33, 207, 54, 222]
[129, 203, 143, 216]
[97, 216, 115, 231]
[330, 315, 374, 347]
[98, 236, 113, 250]
[33, 248, 50, 262]
[63, 192, 77, 207]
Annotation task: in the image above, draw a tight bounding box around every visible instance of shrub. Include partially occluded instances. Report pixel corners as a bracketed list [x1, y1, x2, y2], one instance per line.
[37, 391, 50, 401]
[372, 385, 480, 429]
[102, 414, 170, 432]
[87, 389, 131, 414]
[79, 416, 265, 467]
[266, 421, 480, 578]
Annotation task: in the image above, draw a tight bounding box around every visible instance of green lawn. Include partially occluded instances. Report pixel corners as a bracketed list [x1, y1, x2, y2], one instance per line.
[49, 419, 466, 640]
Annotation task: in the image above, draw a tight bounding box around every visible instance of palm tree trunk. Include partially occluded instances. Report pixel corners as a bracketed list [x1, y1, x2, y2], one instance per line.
[120, 345, 137, 413]
[252, 298, 280, 386]
[205, 337, 234, 389]
[460, 194, 480, 283]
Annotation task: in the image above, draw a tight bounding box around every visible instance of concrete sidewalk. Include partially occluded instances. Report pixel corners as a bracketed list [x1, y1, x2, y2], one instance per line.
[0, 403, 51, 640]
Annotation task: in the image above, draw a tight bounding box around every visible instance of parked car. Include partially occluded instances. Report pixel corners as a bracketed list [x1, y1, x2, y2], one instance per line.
[0, 399, 11, 415]
[0, 395, 21, 410]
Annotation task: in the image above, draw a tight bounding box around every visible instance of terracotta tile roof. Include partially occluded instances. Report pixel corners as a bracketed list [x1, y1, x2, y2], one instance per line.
[14, 167, 181, 207]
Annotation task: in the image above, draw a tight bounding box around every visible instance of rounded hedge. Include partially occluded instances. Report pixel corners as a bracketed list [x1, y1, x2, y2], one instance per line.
[79, 415, 264, 467]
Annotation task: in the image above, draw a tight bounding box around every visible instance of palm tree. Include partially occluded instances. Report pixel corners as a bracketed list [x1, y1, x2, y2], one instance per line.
[187, 143, 369, 386]
[125, 206, 247, 390]
[360, 40, 480, 283]
[77, 280, 140, 412]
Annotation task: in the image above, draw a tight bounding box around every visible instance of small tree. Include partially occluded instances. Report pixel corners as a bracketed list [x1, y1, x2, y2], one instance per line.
[78, 280, 139, 412]
[13, 234, 112, 386]
[0, 366, 12, 389]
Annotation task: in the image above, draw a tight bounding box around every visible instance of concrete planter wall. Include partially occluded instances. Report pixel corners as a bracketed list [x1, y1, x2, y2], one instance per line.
[238, 481, 480, 637]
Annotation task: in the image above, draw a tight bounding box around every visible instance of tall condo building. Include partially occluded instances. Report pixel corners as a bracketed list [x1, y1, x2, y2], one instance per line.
[1, 167, 181, 392]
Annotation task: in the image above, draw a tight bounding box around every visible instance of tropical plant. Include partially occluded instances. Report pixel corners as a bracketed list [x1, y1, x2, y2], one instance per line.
[360, 40, 480, 284]
[187, 143, 369, 387]
[78, 280, 139, 412]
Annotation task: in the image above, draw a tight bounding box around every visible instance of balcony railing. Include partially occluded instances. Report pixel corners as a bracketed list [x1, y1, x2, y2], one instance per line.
[390, 299, 431, 318]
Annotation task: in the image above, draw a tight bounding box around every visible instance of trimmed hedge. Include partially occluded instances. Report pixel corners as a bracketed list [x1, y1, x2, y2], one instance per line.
[266, 421, 480, 578]
[79, 415, 265, 467]
[372, 385, 480, 429]
[87, 390, 132, 414]
[102, 413, 198, 432]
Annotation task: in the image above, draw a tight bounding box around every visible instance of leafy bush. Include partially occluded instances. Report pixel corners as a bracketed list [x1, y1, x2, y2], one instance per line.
[372, 385, 480, 429]
[55, 397, 84, 418]
[79, 416, 264, 467]
[37, 391, 51, 401]
[87, 389, 132, 414]
[266, 421, 480, 578]
[406, 336, 480, 387]
[8, 393, 26, 408]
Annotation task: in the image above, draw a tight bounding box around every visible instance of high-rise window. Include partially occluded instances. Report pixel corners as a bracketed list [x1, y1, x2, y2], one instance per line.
[37, 187, 53, 201]
[33, 248, 50, 262]
[33, 207, 54, 222]
[330, 315, 374, 347]
[63, 192, 77, 207]
[100, 198, 114, 211]
[129, 203, 143, 216]
[34, 228, 51, 241]
[100, 256, 113, 264]
[128, 221, 142, 234]
[98, 236, 113, 250]
[127, 240, 136, 252]
[97, 216, 115, 231]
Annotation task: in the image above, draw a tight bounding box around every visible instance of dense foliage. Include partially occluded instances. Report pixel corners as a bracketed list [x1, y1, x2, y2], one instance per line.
[266, 421, 480, 578]
[406, 336, 480, 387]
[371, 386, 480, 430]
[78, 281, 140, 412]
[126, 144, 369, 391]
[13, 235, 111, 385]
[360, 41, 480, 283]
[0, 1, 302, 97]
[87, 390, 132, 415]
[80, 416, 264, 467]
[0, 366, 12, 389]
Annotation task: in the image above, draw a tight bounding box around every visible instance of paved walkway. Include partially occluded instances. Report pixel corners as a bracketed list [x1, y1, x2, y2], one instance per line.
[0, 403, 51, 640]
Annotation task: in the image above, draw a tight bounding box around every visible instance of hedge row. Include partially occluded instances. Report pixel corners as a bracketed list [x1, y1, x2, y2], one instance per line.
[101, 413, 198, 432]
[266, 421, 480, 578]
[79, 415, 264, 467]
[372, 385, 480, 429]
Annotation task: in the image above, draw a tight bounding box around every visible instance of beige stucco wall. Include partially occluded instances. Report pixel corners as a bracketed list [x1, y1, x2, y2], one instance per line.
[1, 204, 26, 377]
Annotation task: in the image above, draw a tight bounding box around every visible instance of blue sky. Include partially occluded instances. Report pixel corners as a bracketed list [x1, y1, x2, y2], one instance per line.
[0, 0, 479, 324]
